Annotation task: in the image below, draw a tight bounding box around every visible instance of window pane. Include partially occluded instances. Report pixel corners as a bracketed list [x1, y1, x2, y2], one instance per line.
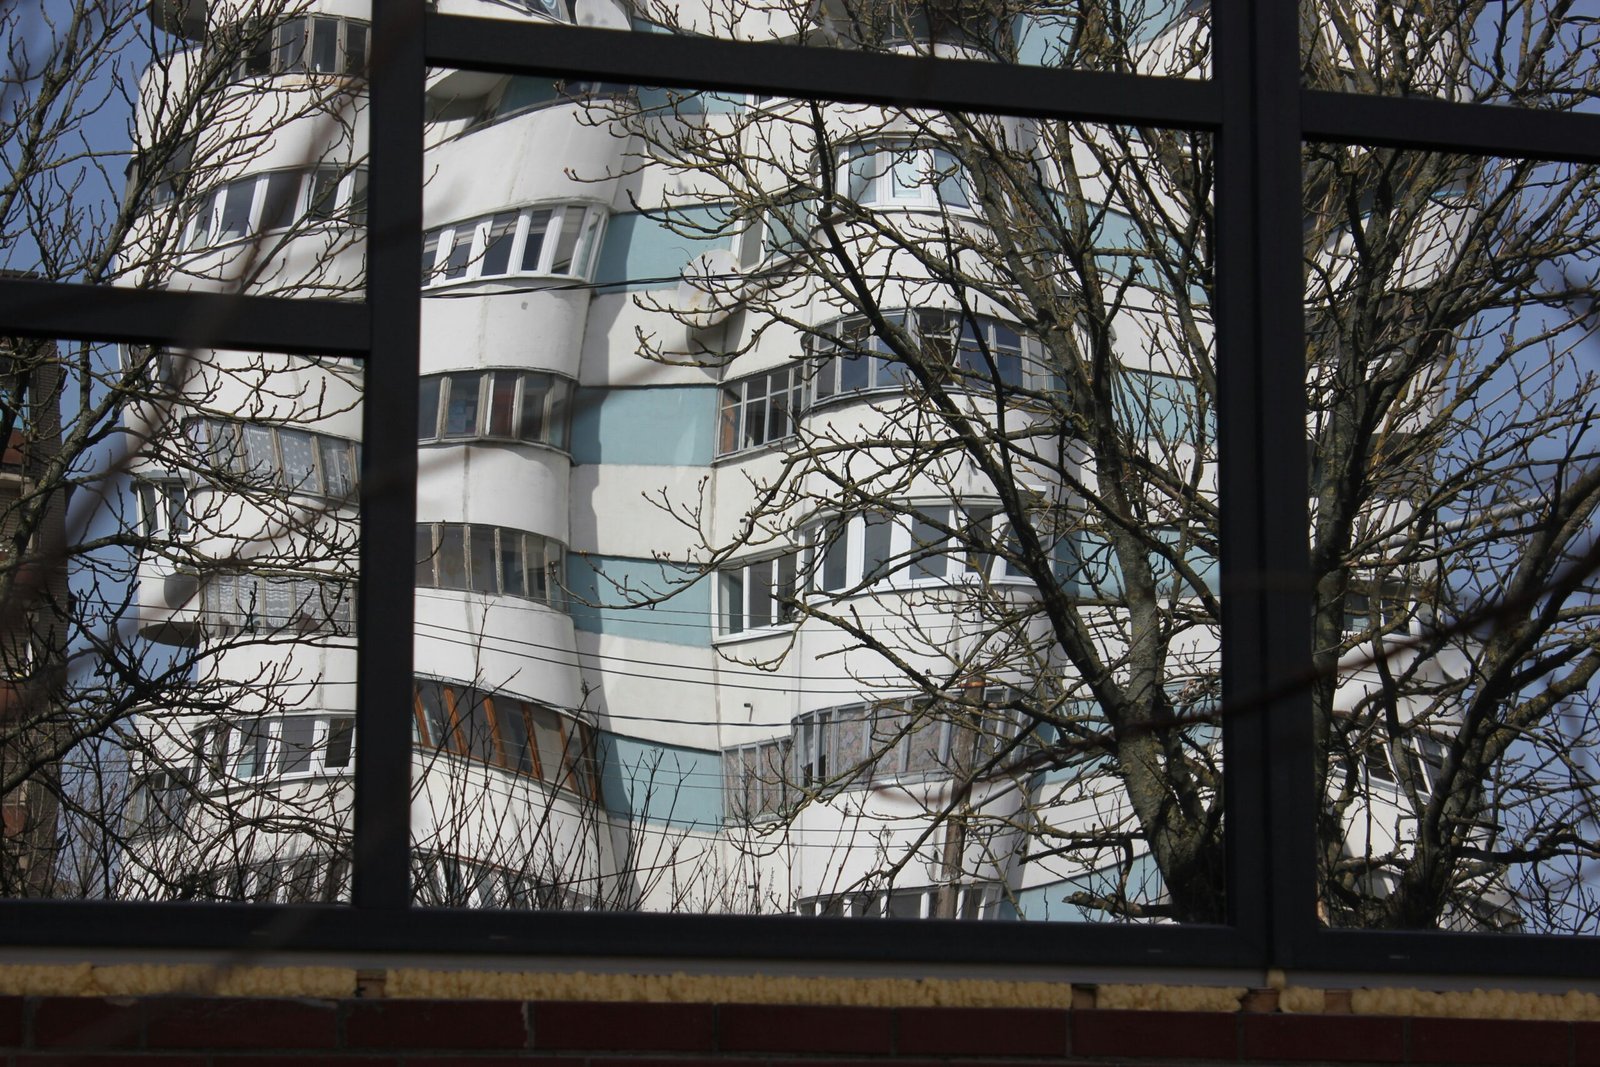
[442, 227, 473, 279]
[499, 530, 525, 597]
[277, 428, 317, 493]
[488, 371, 517, 436]
[275, 18, 305, 72]
[260, 171, 300, 232]
[528, 705, 565, 786]
[309, 17, 340, 73]
[521, 209, 552, 272]
[550, 208, 585, 273]
[278, 717, 315, 775]
[480, 212, 518, 277]
[442, 373, 480, 436]
[720, 570, 745, 634]
[343, 22, 367, 76]
[324, 718, 354, 769]
[436, 526, 466, 588]
[417, 377, 441, 439]
[306, 168, 340, 221]
[498, 700, 534, 774]
[318, 437, 354, 499]
[217, 179, 253, 242]
[518, 376, 548, 442]
[415, 525, 436, 585]
[470, 526, 498, 594]
[417, 681, 454, 751]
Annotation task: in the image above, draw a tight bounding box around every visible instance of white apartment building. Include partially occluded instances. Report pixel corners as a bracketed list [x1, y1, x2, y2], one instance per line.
[115, 0, 1475, 923]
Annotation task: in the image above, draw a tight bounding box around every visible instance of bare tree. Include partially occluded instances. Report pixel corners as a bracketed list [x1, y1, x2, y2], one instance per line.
[575, 0, 1600, 928]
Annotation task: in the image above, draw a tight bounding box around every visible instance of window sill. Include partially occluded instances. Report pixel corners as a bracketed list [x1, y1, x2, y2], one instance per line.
[712, 623, 798, 646]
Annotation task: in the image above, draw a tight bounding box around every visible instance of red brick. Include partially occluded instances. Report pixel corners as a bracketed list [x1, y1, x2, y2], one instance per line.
[1242, 1014, 1405, 1062]
[1573, 1021, 1600, 1067]
[212, 1059, 401, 1067]
[0, 996, 24, 1047]
[895, 1008, 1068, 1058]
[343, 1000, 527, 1050]
[145, 997, 339, 1049]
[1411, 1017, 1569, 1066]
[1072, 1009, 1237, 1061]
[17, 1058, 205, 1067]
[30, 997, 144, 1048]
[718, 1005, 894, 1055]
[531, 1002, 716, 1051]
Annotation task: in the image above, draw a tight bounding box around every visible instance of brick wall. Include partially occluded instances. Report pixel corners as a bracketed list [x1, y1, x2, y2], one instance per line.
[4, 996, 1597, 1066]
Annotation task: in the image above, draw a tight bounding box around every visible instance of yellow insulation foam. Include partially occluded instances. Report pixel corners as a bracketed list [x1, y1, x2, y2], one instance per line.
[0, 964, 1597, 1021]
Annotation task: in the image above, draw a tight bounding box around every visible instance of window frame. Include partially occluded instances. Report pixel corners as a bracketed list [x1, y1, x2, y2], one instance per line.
[421, 203, 606, 287]
[10, 0, 1600, 982]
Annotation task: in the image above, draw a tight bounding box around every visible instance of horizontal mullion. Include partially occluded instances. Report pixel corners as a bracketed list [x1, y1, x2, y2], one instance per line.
[0, 279, 369, 357]
[424, 15, 1222, 128]
[0, 898, 1260, 967]
[1288, 926, 1600, 979]
[1302, 89, 1600, 163]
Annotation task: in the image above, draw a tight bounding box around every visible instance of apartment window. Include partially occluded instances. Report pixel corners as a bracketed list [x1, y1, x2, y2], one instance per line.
[1342, 580, 1410, 635]
[807, 506, 1020, 593]
[200, 573, 355, 638]
[415, 522, 564, 606]
[236, 16, 370, 79]
[723, 737, 794, 822]
[790, 689, 1022, 788]
[808, 310, 1036, 401]
[475, 77, 627, 127]
[717, 365, 805, 455]
[840, 142, 972, 211]
[188, 714, 356, 785]
[412, 677, 600, 800]
[182, 166, 368, 251]
[135, 479, 189, 539]
[422, 203, 604, 287]
[124, 768, 190, 837]
[797, 883, 1002, 919]
[185, 417, 360, 501]
[417, 370, 572, 449]
[717, 553, 798, 635]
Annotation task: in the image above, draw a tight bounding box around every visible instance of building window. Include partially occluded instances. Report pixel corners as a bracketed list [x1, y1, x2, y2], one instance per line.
[234, 16, 370, 79]
[840, 142, 972, 211]
[415, 522, 564, 606]
[717, 365, 805, 455]
[181, 166, 368, 252]
[806, 506, 1022, 593]
[808, 310, 1037, 400]
[185, 418, 360, 501]
[423, 204, 604, 286]
[1342, 580, 1410, 635]
[413, 677, 600, 801]
[200, 573, 355, 638]
[717, 553, 799, 635]
[473, 77, 625, 127]
[797, 883, 1002, 919]
[136, 479, 190, 539]
[723, 737, 794, 822]
[417, 370, 572, 449]
[788, 689, 1023, 789]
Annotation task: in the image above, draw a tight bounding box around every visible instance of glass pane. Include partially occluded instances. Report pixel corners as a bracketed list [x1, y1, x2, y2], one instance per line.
[1307, 143, 1600, 934]
[470, 525, 498, 593]
[436, 0, 1202, 75]
[442, 373, 480, 436]
[488, 371, 518, 436]
[1304, 2, 1598, 110]
[408, 77, 1218, 924]
[417, 377, 441, 440]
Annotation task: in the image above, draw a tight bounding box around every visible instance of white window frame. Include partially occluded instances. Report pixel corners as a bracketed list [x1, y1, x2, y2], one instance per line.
[417, 369, 573, 449]
[422, 203, 606, 288]
[716, 552, 800, 637]
[838, 141, 974, 212]
[182, 167, 368, 251]
[716, 365, 805, 456]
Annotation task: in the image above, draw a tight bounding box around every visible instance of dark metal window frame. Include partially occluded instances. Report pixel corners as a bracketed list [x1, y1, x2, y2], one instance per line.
[2, 1, 1599, 977]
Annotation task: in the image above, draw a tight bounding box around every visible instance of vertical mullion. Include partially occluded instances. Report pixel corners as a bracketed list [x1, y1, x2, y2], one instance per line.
[1215, 0, 1311, 965]
[353, 1, 425, 911]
